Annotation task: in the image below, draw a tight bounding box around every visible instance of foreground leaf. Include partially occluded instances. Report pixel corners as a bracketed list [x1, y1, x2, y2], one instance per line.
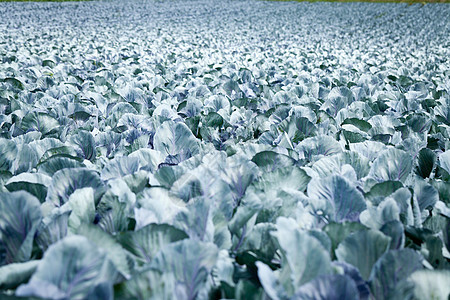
[119, 224, 188, 265]
[0, 260, 39, 290]
[307, 175, 366, 222]
[46, 168, 105, 207]
[16, 235, 116, 300]
[0, 191, 42, 264]
[369, 249, 423, 300]
[409, 270, 450, 300]
[369, 148, 413, 183]
[150, 239, 218, 300]
[153, 120, 200, 160]
[293, 274, 359, 300]
[335, 229, 391, 280]
[272, 217, 331, 293]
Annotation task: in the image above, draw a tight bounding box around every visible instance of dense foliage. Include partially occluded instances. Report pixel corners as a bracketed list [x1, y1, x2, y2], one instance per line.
[0, 0, 449, 299]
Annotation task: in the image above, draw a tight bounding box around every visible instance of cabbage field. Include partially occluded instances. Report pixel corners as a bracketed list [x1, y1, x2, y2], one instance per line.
[0, 0, 449, 299]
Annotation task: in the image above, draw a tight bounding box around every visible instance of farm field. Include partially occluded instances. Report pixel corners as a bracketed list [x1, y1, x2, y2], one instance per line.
[0, 0, 449, 299]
